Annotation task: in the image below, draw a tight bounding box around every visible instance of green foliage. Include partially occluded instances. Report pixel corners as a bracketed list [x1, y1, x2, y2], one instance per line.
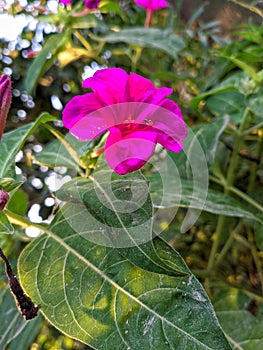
[1, 0, 263, 349]
[18, 214, 231, 349]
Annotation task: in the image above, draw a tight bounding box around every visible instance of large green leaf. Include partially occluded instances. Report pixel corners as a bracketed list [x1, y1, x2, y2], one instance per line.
[96, 27, 185, 59]
[56, 171, 153, 248]
[18, 207, 232, 349]
[0, 113, 56, 178]
[214, 288, 263, 350]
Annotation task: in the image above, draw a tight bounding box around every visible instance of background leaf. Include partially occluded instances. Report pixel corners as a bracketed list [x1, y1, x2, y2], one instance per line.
[0, 211, 14, 235]
[25, 32, 70, 95]
[0, 287, 27, 349]
[0, 113, 56, 178]
[96, 27, 186, 59]
[150, 177, 260, 222]
[214, 288, 263, 350]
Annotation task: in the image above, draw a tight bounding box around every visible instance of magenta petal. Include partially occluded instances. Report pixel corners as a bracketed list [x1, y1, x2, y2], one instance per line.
[105, 127, 157, 174]
[159, 99, 184, 120]
[128, 73, 155, 101]
[68, 107, 116, 141]
[135, 0, 169, 11]
[82, 68, 129, 104]
[84, 0, 100, 9]
[59, 0, 72, 4]
[156, 132, 184, 152]
[62, 92, 104, 130]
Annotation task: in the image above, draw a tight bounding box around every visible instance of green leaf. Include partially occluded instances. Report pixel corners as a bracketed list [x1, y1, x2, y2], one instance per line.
[34, 138, 81, 169]
[0, 287, 27, 349]
[0, 178, 23, 192]
[96, 27, 186, 59]
[56, 171, 153, 248]
[247, 87, 263, 118]
[33, 129, 93, 170]
[6, 189, 29, 217]
[190, 71, 246, 112]
[205, 91, 246, 124]
[214, 288, 263, 350]
[150, 178, 259, 222]
[9, 314, 42, 350]
[0, 211, 14, 234]
[25, 33, 70, 95]
[0, 113, 56, 178]
[18, 209, 231, 349]
[170, 116, 229, 173]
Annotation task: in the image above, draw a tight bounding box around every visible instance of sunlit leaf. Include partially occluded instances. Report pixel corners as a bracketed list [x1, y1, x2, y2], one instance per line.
[57, 47, 95, 68]
[18, 207, 232, 349]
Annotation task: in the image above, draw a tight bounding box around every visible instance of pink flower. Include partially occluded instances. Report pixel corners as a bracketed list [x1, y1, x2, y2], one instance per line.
[135, 0, 169, 12]
[84, 0, 100, 9]
[62, 68, 187, 175]
[59, 0, 72, 4]
[0, 74, 12, 141]
[59, 0, 100, 9]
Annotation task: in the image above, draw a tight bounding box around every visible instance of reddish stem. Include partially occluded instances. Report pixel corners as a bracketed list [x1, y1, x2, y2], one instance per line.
[144, 9, 153, 27]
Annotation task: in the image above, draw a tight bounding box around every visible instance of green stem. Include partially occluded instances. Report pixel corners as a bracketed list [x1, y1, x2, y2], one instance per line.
[131, 47, 143, 72]
[247, 227, 263, 295]
[228, 186, 263, 214]
[214, 222, 243, 268]
[205, 108, 251, 292]
[73, 30, 93, 51]
[242, 121, 263, 136]
[5, 209, 48, 233]
[247, 130, 263, 193]
[210, 175, 263, 214]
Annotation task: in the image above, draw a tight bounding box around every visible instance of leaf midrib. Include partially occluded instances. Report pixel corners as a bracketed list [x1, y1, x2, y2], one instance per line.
[34, 226, 218, 349]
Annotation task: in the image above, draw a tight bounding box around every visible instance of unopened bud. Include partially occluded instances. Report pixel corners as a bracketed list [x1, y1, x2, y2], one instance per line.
[0, 74, 12, 140]
[0, 190, 10, 210]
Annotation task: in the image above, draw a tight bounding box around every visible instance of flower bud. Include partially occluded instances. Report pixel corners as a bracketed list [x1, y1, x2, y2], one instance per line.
[0, 190, 10, 210]
[0, 74, 12, 141]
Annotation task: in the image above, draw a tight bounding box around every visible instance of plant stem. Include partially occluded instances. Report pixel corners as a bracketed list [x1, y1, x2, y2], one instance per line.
[5, 209, 48, 233]
[144, 10, 153, 27]
[73, 30, 93, 52]
[247, 129, 263, 193]
[228, 186, 263, 214]
[247, 226, 263, 295]
[210, 175, 263, 215]
[205, 108, 251, 292]
[213, 224, 241, 269]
